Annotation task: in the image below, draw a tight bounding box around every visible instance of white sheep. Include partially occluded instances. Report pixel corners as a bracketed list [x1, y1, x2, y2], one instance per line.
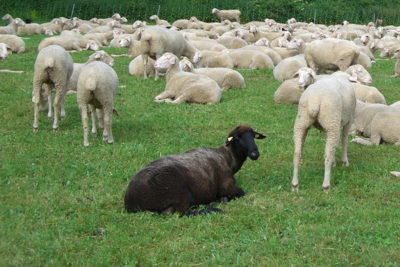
[390, 101, 400, 110]
[216, 36, 247, 49]
[0, 17, 25, 34]
[17, 23, 42, 35]
[194, 50, 234, 69]
[189, 39, 227, 52]
[0, 43, 11, 60]
[38, 35, 100, 52]
[304, 38, 360, 73]
[273, 54, 307, 82]
[211, 8, 241, 23]
[351, 83, 386, 104]
[391, 51, 400, 78]
[274, 67, 316, 105]
[292, 75, 356, 192]
[128, 55, 155, 77]
[149, 15, 170, 27]
[153, 52, 221, 104]
[32, 45, 73, 132]
[118, 36, 141, 58]
[179, 57, 245, 90]
[356, 52, 372, 68]
[140, 26, 202, 80]
[227, 49, 274, 69]
[240, 44, 282, 66]
[331, 64, 372, 85]
[77, 61, 119, 147]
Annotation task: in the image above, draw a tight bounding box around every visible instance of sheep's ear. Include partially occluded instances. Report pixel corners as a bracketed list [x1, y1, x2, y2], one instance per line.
[113, 108, 120, 117]
[225, 136, 234, 146]
[254, 131, 266, 139]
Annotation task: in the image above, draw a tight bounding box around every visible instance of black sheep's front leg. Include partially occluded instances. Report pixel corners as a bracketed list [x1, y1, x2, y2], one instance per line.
[218, 176, 245, 202]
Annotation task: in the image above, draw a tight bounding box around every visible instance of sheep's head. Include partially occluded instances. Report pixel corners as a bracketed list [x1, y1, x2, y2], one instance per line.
[132, 20, 146, 29]
[179, 57, 194, 72]
[294, 67, 316, 88]
[86, 40, 100, 51]
[2, 14, 12, 21]
[120, 17, 128, 24]
[360, 34, 371, 44]
[112, 13, 121, 20]
[90, 18, 99, 24]
[249, 25, 257, 33]
[211, 8, 218, 14]
[89, 50, 114, 67]
[225, 125, 266, 160]
[14, 18, 25, 27]
[346, 64, 372, 85]
[192, 51, 202, 64]
[254, 37, 269, 47]
[149, 15, 158, 21]
[119, 36, 132, 48]
[0, 43, 11, 60]
[154, 52, 178, 73]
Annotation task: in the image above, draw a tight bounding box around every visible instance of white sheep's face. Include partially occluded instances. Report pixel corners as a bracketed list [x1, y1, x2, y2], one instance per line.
[0, 43, 10, 60]
[192, 51, 202, 64]
[119, 37, 131, 48]
[254, 38, 269, 47]
[350, 65, 372, 85]
[154, 53, 177, 72]
[296, 67, 316, 88]
[120, 17, 128, 24]
[149, 15, 157, 20]
[179, 58, 193, 72]
[86, 40, 99, 51]
[360, 34, 370, 44]
[45, 29, 54, 36]
[132, 20, 144, 29]
[90, 51, 115, 67]
[15, 18, 25, 27]
[112, 13, 121, 20]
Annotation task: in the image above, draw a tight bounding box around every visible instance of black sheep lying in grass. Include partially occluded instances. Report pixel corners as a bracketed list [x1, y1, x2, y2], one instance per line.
[124, 125, 266, 216]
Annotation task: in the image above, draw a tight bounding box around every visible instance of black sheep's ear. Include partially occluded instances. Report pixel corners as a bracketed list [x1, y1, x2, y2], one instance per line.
[254, 131, 266, 139]
[225, 136, 234, 146]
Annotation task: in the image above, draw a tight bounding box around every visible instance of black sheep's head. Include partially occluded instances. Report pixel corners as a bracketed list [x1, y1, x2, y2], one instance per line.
[226, 125, 266, 160]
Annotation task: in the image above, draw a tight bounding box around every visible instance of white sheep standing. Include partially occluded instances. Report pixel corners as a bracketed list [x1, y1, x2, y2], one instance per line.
[77, 61, 119, 147]
[211, 8, 241, 23]
[140, 26, 202, 80]
[179, 57, 245, 90]
[32, 45, 73, 132]
[128, 55, 155, 77]
[292, 75, 356, 192]
[153, 52, 221, 105]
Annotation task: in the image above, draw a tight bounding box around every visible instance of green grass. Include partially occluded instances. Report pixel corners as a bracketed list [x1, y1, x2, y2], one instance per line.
[1, 35, 400, 266]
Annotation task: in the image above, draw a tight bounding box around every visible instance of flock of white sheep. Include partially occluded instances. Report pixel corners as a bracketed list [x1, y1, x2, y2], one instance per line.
[1, 9, 400, 194]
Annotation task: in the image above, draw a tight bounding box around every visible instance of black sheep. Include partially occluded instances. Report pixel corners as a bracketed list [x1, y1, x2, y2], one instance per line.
[124, 125, 266, 216]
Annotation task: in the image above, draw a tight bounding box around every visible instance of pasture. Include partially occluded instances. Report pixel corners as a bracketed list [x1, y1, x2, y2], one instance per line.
[1, 34, 400, 266]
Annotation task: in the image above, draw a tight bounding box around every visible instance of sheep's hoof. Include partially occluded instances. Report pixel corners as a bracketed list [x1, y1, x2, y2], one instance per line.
[107, 139, 114, 145]
[291, 184, 299, 192]
[83, 141, 89, 147]
[342, 160, 349, 167]
[323, 186, 330, 193]
[33, 127, 38, 133]
[47, 114, 52, 119]
[53, 127, 58, 132]
[91, 132, 97, 137]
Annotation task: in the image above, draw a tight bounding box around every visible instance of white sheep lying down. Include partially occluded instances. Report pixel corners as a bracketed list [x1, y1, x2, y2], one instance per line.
[227, 49, 274, 69]
[77, 61, 119, 147]
[128, 55, 155, 77]
[179, 57, 245, 90]
[0, 34, 25, 53]
[273, 54, 307, 82]
[153, 52, 221, 105]
[292, 75, 356, 192]
[38, 35, 100, 51]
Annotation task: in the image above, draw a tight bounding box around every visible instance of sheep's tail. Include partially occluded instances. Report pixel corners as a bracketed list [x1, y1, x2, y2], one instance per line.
[306, 97, 321, 118]
[85, 77, 97, 91]
[44, 57, 55, 69]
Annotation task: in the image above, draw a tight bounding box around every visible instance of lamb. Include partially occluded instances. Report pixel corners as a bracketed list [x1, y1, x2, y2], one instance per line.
[77, 61, 119, 147]
[179, 57, 245, 90]
[194, 50, 234, 69]
[128, 55, 155, 77]
[32, 45, 73, 132]
[211, 8, 241, 23]
[124, 125, 265, 215]
[274, 67, 316, 105]
[227, 49, 274, 69]
[304, 38, 360, 73]
[0, 17, 25, 34]
[149, 15, 170, 27]
[273, 54, 307, 82]
[38, 35, 100, 52]
[0, 34, 24, 54]
[292, 75, 356, 192]
[140, 26, 202, 80]
[153, 52, 221, 105]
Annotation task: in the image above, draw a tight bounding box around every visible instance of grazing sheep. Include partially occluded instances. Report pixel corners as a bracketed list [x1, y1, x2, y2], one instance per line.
[124, 125, 265, 215]
[140, 26, 202, 80]
[274, 67, 316, 105]
[149, 15, 170, 27]
[351, 83, 386, 104]
[212, 8, 241, 23]
[292, 75, 356, 192]
[32, 45, 73, 132]
[38, 35, 100, 52]
[194, 50, 234, 69]
[128, 55, 155, 77]
[227, 49, 274, 69]
[273, 54, 307, 82]
[179, 57, 245, 90]
[0, 17, 25, 34]
[153, 52, 221, 105]
[77, 61, 119, 147]
[304, 38, 360, 73]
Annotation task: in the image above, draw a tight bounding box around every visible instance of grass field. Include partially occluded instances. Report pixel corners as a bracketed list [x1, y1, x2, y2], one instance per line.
[1, 35, 400, 266]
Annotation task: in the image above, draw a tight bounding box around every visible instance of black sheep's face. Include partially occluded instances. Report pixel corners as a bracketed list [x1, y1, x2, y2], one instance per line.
[226, 126, 266, 160]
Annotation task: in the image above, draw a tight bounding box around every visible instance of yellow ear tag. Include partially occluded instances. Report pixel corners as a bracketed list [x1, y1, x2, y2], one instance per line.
[255, 134, 260, 138]
[227, 137, 233, 142]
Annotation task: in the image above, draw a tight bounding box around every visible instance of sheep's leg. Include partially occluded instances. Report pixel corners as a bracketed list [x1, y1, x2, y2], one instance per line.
[322, 129, 340, 193]
[32, 79, 42, 132]
[52, 86, 64, 131]
[143, 54, 149, 79]
[103, 107, 113, 144]
[47, 93, 53, 119]
[79, 104, 90, 147]
[341, 123, 351, 166]
[370, 128, 382, 146]
[219, 177, 245, 201]
[166, 94, 187, 104]
[154, 55, 160, 81]
[351, 136, 373, 146]
[292, 124, 310, 192]
[390, 73, 400, 78]
[96, 108, 104, 129]
[89, 104, 97, 136]
[154, 91, 175, 102]
[59, 93, 66, 120]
